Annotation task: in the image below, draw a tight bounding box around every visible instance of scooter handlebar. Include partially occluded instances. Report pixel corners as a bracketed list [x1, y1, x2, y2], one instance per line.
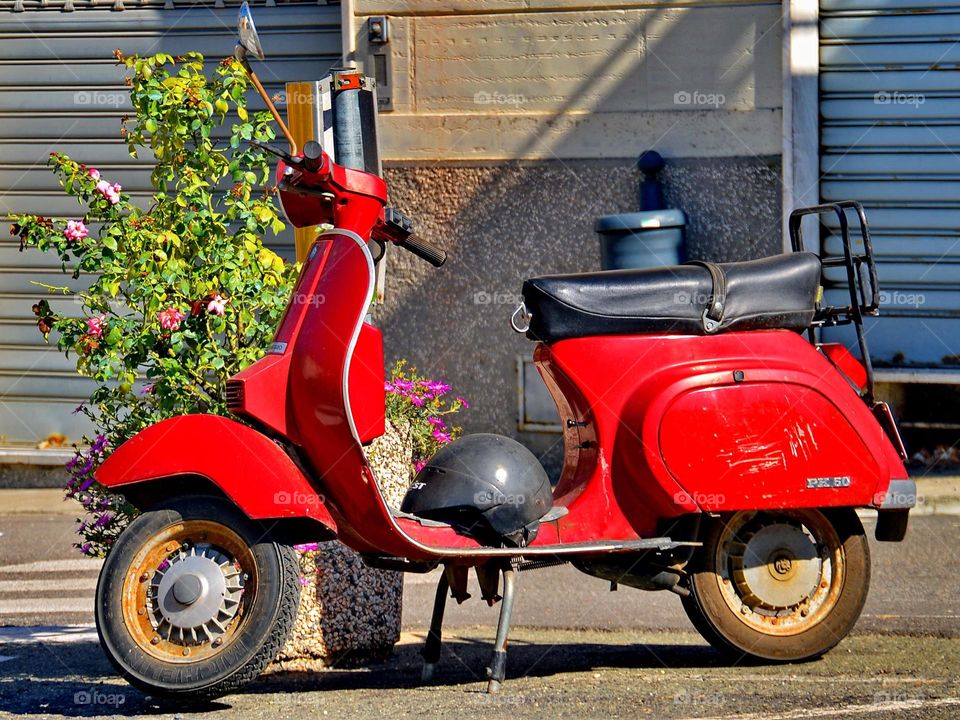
[396, 234, 447, 267]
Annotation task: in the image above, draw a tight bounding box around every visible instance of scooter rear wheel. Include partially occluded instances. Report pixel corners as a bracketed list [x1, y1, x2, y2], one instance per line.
[95, 495, 300, 702]
[682, 507, 869, 662]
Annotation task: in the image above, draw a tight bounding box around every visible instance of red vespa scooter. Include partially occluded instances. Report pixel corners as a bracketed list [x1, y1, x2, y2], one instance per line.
[92, 3, 914, 702]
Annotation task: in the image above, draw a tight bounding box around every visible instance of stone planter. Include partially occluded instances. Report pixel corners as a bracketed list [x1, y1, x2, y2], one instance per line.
[274, 419, 414, 665]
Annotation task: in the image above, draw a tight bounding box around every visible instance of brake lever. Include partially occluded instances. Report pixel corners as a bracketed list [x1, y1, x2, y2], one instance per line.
[249, 139, 302, 168]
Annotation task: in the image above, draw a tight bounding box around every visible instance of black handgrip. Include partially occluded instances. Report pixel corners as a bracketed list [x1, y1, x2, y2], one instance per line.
[397, 235, 447, 267]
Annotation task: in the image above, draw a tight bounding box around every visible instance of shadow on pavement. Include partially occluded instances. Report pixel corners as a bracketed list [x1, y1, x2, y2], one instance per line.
[0, 634, 728, 716]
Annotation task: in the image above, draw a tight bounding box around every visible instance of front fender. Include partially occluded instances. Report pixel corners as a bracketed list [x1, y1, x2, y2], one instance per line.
[96, 414, 336, 532]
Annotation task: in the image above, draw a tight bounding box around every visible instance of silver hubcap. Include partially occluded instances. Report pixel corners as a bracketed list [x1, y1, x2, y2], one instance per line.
[148, 544, 244, 645]
[731, 522, 822, 610]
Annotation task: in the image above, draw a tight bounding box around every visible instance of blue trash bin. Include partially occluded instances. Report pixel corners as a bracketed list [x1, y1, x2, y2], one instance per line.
[596, 208, 686, 270]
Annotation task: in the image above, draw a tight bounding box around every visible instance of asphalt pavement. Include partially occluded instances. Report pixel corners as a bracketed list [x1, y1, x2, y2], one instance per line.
[1, 486, 959, 718]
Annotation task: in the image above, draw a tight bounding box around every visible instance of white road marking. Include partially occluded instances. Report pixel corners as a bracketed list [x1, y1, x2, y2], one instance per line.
[0, 578, 96, 592]
[683, 696, 960, 720]
[0, 598, 92, 615]
[0, 625, 97, 644]
[0, 559, 102, 574]
[0, 655, 15, 663]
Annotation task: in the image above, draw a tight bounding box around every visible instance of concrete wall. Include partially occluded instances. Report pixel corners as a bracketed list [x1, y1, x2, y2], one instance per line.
[353, 0, 783, 161]
[372, 157, 782, 475]
[354, 1, 786, 473]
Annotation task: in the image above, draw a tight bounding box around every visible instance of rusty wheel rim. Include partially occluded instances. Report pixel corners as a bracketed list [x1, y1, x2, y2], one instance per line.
[713, 510, 845, 637]
[120, 520, 257, 663]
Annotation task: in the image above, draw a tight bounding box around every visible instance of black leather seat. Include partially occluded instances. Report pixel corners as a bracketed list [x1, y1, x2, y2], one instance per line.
[521, 252, 822, 343]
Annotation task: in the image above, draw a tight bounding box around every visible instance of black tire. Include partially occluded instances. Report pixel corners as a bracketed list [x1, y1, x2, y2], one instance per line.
[681, 508, 870, 663]
[95, 495, 300, 702]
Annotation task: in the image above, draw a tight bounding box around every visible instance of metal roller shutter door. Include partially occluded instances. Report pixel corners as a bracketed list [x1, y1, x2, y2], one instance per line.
[820, 0, 960, 368]
[0, 1, 340, 446]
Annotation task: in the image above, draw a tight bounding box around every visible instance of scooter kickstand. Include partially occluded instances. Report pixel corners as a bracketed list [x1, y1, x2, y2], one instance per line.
[421, 571, 449, 684]
[486, 566, 517, 694]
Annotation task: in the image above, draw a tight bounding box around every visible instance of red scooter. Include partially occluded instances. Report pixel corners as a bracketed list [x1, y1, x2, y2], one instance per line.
[93, 3, 914, 702]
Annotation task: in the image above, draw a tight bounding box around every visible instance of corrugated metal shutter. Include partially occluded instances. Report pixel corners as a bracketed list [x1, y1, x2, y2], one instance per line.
[820, 0, 960, 367]
[0, 1, 341, 446]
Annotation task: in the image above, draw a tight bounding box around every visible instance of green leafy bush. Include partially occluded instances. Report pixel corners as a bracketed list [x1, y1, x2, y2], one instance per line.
[12, 52, 297, 555]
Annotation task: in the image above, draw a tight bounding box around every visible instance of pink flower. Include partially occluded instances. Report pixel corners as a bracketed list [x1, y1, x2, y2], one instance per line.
[86, 316, 105, 339]
[413, 459, 427, 474]
[432, 428, 452, 444]
[157, 307, 185, 332]
[456, 396, 470, 409]
[88, 168, 100, 181]
[96, 179, 122, 205]
[64, 219, 88, 242]
[206, 295, 227, 316]
[410, 395, 424, 407]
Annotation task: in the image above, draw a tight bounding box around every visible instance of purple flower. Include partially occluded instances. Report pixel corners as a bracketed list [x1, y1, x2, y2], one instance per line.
[94, 512, 114, 529]
[79, 542, 93, 556]
[424, 381, 450, 395]
[299, 575, 310, 587]
[91, 434, 109, 454]
[72, 403, 85, 415]
[410, 396, 424, 407]
[456, 396, 470, 409]
[295, 542, 320, 552]
[432, 428, 452, 444]
[427, 416, 445, 427]
[79, 477, 96, 492]
[413, 459, 427, 474]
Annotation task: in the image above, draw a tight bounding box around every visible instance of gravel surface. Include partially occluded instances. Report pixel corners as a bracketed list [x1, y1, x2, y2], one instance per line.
[1, 628, 958, 719]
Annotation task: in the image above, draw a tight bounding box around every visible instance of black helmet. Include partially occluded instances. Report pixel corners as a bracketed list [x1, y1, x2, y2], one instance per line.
[400, 433, 553, 547]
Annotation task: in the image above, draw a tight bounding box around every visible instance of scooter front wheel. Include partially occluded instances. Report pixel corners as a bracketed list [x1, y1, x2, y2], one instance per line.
[95, 495, 301, 702]
[682, 507, 869, 662]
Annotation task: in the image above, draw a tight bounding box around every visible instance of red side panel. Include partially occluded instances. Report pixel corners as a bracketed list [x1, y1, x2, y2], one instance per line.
[541, 330, 907, 536]
[659, 383, 880, 510]
[348, 322, 386, 443]
[95, 415, 336, 531]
